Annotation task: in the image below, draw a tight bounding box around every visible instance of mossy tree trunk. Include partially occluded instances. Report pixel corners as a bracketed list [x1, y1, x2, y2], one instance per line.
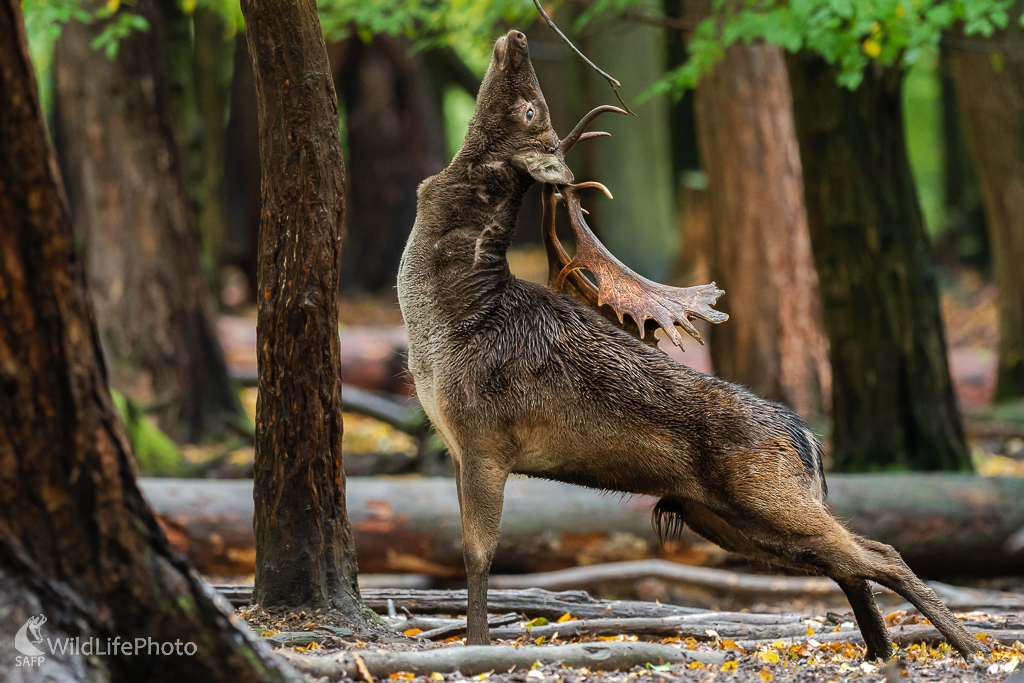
[0, 2, 293, 680]
[242, 0, 382, 632]
[786, 55, 970, 471]
[53, 0, 242, 443]
[694, 43, 831, 423]
[947, 25, 1024, 401]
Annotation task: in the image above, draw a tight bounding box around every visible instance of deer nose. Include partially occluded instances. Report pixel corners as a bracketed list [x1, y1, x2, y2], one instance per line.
[511, 31, 527, 47]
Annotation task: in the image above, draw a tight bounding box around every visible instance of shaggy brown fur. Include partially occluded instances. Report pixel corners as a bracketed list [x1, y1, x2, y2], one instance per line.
[396, 29, 982, 661]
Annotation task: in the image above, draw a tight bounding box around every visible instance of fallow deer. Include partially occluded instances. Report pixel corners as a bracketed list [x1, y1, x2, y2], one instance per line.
[396, 29, 983, 661]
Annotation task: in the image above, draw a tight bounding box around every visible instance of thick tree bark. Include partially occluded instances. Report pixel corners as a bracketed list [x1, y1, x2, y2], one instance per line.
[786, 55, 970, 471]
[0, 2, 292, 680]
[335, 35, 446, 294]
[53, 0, 242, 443]
[694, 44, 831, 421]
[947, 26, 1024, 400]
[242, 0, 381, 633]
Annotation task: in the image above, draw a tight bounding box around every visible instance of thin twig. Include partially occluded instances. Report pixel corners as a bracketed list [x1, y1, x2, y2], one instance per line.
[531, 0, 637, 115]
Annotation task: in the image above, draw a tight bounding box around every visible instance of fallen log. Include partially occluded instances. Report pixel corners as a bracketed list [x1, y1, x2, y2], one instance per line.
[218, 581, 1024, 621]
[736, 625, 1024, 650]
[487, 617, 811, 642]
[490, 559, 838, 597]
[218, 586, 709, 618]
[278, 642, 727, 679]
[142, 474, 1024, 578]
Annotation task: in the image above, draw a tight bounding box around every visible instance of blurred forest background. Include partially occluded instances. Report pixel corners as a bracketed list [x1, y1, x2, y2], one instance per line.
[16, 0, 1024, 585]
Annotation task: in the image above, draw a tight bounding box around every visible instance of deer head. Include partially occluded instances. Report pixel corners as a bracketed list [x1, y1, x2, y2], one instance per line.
[460, 30, 573, 185]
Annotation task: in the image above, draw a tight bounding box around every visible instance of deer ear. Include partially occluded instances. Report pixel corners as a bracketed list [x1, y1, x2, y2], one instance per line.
[513, 150, 574, 184]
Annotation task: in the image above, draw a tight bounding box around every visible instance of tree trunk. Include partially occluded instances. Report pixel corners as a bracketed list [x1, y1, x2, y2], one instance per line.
[786, 55, 970, 471]
[693, 44, 831, 422]
[192, 6, 235, 292]
[52, 0, 242, 443]
[0, 2, 291, 680]
[947, 26, 1024, 401]
[336, 35, 447, 294]
[242, 0, 382, 632]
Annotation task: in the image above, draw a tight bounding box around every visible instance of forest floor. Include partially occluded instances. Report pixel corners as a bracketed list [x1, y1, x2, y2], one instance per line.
[241, 605, 1024, 683]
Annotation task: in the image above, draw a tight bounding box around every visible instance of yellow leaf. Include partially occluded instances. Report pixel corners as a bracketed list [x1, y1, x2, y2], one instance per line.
[304, 641, 319, 650]
[404, 628, 424, 636]
[722, 639, 747, 654]
[895, 6, 905, 16]
[557, 612, 573, 623]
[863, 39, 882, 58]
[526, 618, 549, 628]
[976, 633, 990, 640]
[756, 651, 780, 664]
[105, 0, 120, 11]
[535, 637, 545, 645]
[721, 661, 738, 672]
[431, 674, 444, 681]
[181, 0, 196, 13]
[760, 670, 774, 681]
[807, 625, 814, 636]
[772, 640, 785, 649]
[687, 662, 705, 670]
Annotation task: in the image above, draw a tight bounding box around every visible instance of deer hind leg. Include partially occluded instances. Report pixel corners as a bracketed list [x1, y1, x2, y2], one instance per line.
[681, 501, 983, 661]
[844, 535, 984, 660]
[456, 457, 510, 645]
[834, 577, 891, 661]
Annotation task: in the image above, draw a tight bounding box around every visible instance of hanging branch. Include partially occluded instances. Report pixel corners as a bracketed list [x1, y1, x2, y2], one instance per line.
[531, 0, 637, 115]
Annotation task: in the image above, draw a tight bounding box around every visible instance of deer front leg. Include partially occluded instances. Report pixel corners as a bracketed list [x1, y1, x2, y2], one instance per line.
[458, 459, 510, 645]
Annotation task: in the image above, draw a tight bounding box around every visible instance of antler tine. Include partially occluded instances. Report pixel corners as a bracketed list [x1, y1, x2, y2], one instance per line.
[550, 184, 728, 350]
[569, 181, 614, 200]
[559, 105, 627, 155]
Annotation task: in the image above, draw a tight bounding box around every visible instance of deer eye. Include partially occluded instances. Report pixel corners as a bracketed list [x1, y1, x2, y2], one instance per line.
[525, 108, 535, 123]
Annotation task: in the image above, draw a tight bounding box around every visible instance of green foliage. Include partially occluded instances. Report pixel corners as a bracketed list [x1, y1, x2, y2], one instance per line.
[22, 0, 522, 80]
[626, 0, 1023, 97]
[110, 388, 188, 477]
[89, 4, 148, 58]
[317, 0, 534, 73]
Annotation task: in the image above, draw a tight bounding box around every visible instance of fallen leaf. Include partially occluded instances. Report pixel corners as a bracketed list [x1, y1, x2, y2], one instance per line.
[756, 651, 780, 664]
[721, 661, 738, 672]
[403, 628, 423, 636]
[431, 674, 444, 681]
[722, 639, 747, 654]
[557, 613, 574, 624]
[526, 618, 549, 628]
[760, 670, 774, 681]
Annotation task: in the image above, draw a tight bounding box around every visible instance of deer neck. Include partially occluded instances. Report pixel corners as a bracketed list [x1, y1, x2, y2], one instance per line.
[403, 151, 532, 320]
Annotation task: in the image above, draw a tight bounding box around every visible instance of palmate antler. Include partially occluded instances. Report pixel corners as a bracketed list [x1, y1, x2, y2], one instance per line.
[542, 106, 728, 350]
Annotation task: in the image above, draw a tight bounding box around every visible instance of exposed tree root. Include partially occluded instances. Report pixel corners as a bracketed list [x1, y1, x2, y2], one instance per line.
[279, 642, 727, 679]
